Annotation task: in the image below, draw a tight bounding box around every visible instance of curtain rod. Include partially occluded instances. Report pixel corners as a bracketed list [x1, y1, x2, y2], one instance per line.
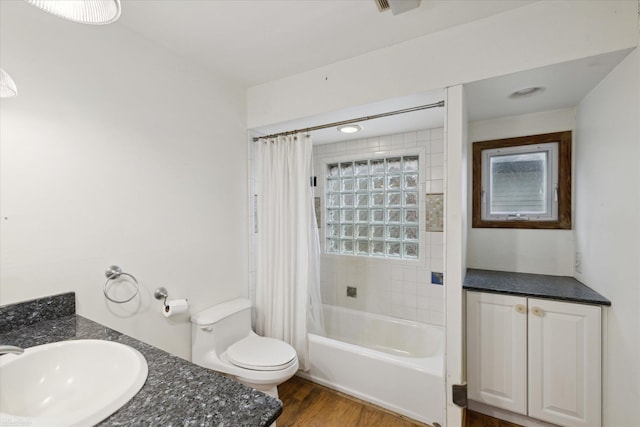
[252, 100, 445, 142]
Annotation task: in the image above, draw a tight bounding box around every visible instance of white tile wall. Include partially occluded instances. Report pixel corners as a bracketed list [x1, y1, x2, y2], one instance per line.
[249, 128, 445, 326]
[313, 128, 446, 326]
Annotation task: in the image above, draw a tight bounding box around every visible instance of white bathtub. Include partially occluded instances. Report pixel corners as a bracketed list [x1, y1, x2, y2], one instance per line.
[299, 304, 444, 426]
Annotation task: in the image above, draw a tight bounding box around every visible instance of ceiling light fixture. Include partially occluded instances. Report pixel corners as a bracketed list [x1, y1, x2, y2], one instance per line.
[337, 124, 363, 134]
[23, 0, 121, 25]
[0, 68, 18, 98]
[509, 86, 546, 99]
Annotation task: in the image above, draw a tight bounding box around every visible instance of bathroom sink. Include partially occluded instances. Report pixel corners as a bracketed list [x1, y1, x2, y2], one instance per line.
[0, 339, 148, 427]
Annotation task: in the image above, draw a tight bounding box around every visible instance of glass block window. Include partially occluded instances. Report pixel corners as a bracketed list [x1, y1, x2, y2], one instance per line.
[326, 156, 419, 259]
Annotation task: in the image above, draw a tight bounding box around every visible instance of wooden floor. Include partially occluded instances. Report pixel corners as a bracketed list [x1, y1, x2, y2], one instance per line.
[277, 375, 430, 427]
[465, 410, 522, 427]
[277, 376, 522, 427]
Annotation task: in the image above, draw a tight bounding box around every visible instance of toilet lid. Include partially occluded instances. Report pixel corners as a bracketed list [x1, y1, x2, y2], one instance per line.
[226, 335, 297, 371]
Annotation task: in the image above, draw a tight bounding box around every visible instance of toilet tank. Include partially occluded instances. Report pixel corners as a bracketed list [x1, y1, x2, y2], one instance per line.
[191, 298, 253, 359]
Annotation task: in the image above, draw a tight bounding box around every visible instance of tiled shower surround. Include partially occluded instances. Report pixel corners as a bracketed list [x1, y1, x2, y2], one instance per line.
[313, 128, 445, 326]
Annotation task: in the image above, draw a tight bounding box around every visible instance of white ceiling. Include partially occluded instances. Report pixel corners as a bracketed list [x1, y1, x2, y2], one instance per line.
[465, 49, 634, 122]
[252, 49, 632, 145]
[5, 0, 629, 146]
[252, 88, 446, 144]
[118, 0, 537, 86]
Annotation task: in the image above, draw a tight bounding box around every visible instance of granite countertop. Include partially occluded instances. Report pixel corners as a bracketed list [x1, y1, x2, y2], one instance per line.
[464, 269, 611, 306]
[0, 294, 282, 426]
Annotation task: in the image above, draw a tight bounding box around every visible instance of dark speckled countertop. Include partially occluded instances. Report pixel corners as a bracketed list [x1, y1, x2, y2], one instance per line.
[0, 293, 282, 426]
[464, 269, 610, 306]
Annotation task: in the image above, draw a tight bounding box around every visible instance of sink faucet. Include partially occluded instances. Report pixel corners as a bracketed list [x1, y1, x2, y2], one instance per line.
[0, 345, 24, 355]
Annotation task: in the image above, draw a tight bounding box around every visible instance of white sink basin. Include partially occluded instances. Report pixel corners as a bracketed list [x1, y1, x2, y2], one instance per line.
[0, 339, 148, 427]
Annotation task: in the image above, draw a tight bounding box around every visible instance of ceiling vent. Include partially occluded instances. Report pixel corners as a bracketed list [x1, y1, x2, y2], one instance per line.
[375, 0, 421, 15]
[375, 0, 390, 12]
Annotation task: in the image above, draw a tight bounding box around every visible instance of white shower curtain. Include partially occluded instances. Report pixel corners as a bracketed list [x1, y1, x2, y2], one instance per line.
[255, 133, 323, 371]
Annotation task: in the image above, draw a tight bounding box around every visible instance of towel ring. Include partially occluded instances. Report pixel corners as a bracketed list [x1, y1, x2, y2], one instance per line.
[103, 265, 139, 304]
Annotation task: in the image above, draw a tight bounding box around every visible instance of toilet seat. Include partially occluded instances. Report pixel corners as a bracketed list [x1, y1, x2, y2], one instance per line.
[226, 335, 297, 371]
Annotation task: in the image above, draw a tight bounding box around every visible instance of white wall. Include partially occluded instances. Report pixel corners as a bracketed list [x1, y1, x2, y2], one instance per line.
[0, 2, 248, 360]
[575, 48, 640, 427]
[444, 85, 468, 427]
[247, 1, 638, 129]
[312, 128, 445, 325]
[466, 108, 576, 275]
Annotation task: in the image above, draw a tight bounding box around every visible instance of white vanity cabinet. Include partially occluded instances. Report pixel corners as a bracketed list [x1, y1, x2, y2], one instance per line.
[467, 291, 602, 427]
[467, 292, 528, 414]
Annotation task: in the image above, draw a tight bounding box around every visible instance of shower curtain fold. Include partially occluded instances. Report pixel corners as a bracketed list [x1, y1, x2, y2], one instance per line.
[254, 133, 323, 371]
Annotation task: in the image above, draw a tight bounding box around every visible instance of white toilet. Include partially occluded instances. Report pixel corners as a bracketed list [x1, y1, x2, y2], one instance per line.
[191, 298, 299, 398]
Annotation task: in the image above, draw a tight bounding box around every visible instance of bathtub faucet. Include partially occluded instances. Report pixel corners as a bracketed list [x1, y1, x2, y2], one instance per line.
[0, 345, 24, 355]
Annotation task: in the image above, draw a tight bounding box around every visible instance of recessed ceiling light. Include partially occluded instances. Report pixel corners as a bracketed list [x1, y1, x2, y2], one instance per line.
[509, 87, 546, 99]
[337, 124, 363, 134]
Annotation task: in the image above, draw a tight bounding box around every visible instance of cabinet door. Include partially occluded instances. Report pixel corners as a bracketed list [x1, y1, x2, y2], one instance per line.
[467, 291, 527, 414]
[528, 299, 601, 427]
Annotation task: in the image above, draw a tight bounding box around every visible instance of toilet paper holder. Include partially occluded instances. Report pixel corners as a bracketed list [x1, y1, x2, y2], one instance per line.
[155, 287, 189, 316]
[154, 287, 169, 309]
